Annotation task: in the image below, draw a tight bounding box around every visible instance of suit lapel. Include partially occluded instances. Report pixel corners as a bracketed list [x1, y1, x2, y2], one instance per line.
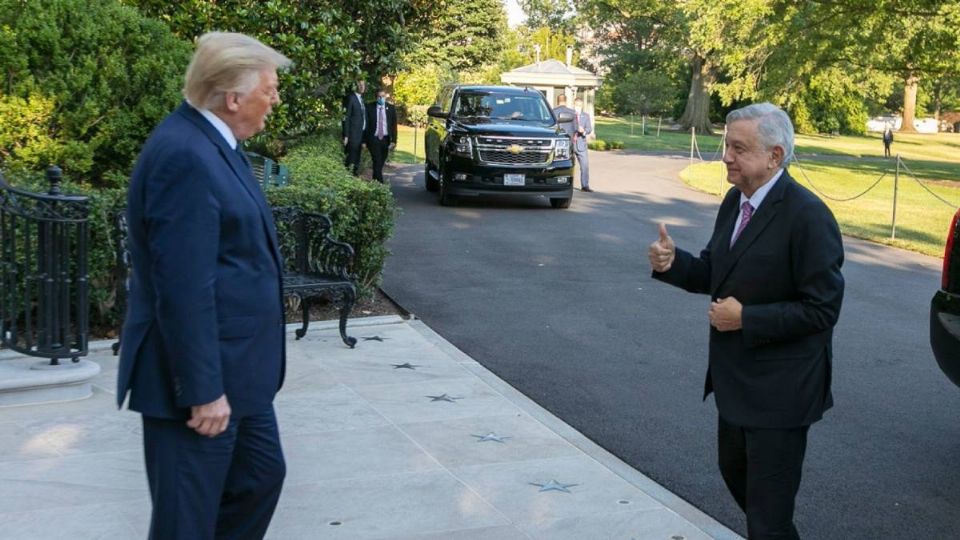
[713, 172, 791, 289]
[178, 103, 284, 272]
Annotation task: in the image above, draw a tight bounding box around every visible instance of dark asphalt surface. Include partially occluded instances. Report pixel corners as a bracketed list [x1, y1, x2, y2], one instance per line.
[380, 154, 960, 539]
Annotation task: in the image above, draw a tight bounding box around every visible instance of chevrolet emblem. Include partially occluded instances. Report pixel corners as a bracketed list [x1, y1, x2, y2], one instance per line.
[507, 144, 524, 154]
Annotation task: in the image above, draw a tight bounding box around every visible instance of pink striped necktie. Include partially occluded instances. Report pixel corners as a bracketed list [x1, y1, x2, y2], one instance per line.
[731, 201, 754, 246]
[376, 106, 386, 139]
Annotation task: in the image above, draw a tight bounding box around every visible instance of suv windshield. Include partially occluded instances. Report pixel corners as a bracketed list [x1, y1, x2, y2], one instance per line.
[451, 91, 554, 123]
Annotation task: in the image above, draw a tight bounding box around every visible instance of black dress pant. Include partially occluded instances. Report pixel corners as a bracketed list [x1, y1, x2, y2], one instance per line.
[718, 415, 809, 539]
[344, 136, 363, 175]
[367, 137, 390, 183]
[142, 407, 286, 539]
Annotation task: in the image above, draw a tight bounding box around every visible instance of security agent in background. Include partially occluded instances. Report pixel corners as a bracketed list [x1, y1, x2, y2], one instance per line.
[343, 79, 366, 175]
[364, 89, 398, 183]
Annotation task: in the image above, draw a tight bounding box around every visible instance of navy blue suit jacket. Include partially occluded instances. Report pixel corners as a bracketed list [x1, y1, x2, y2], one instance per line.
[654, 171, 844, 428]
[117, 102, 286, 419]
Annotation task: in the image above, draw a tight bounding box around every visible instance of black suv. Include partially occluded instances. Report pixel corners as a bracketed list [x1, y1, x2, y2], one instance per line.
[424, 85, 575, 208]
[931, 207, 960, 386]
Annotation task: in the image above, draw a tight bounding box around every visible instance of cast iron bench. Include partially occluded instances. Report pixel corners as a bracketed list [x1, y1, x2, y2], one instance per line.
[245, 151, 289, 190]
[112, 206, 358, 354]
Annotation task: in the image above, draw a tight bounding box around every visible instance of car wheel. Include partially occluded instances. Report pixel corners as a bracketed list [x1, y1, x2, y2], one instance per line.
[424, 160, 439, 192]
[550, 197, 571, 209]
[438, 164, 456, 206]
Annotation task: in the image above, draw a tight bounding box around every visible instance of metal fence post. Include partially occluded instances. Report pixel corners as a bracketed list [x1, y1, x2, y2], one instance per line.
[690, 127, 696, 165]
[891, 155, 900, 239]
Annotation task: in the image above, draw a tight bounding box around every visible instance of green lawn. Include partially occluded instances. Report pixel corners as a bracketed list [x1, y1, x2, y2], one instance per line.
[681, 160, 960, 257]
[594, 116, 960, 166]
[390, 124, 425, 165]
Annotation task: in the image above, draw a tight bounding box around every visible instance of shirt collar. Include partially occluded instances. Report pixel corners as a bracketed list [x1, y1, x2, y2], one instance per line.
[740, 168, 783, 210]
[191, 103, 238, 150]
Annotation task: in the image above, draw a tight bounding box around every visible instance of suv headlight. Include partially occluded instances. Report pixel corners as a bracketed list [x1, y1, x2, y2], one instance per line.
[448, 134, 472, 157]
[554, 138, 570, 160]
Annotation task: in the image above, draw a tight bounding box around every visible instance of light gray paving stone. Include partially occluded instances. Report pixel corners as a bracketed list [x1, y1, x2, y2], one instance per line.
[397, 413, 581, 469]
[350, 378, 518, 424]
[316, 348, 473, 387]
[0, 450, 146, 514]
[0, 421, 62, 462]
[450, 455, 662, 524]
[267, 470, 509, 539]
[370, 524, 531, 540]
[18, 410, 141, 456]
[276, 362, 341, 396]
[0, 502, 140, 539]
[0, 386, 116, 423]
[282, 425, 442, 487]
[275, 385, 391, 435]
[518, 507, 714, 540]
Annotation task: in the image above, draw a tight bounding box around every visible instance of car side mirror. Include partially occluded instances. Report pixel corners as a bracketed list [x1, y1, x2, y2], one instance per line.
[427, 106, 445, 118]
[556, 111, 574, 123]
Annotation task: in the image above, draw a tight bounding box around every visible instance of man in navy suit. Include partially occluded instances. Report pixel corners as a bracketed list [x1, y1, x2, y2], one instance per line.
[342, 80, 366, 175]
[364, 89, 398, 183]
[118, 32, 291, 539]
[648, 103, 844, 539]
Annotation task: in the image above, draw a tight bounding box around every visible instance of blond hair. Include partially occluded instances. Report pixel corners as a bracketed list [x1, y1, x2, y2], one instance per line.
[183, 32, 292, 111]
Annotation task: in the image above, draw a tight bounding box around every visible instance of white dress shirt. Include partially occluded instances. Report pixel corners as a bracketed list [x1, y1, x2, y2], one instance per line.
[731, 168, 784, 245]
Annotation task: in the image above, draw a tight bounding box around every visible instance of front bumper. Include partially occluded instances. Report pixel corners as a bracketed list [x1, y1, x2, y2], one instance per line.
[442, 154, 574, 197]
[930, 290, 960, 387]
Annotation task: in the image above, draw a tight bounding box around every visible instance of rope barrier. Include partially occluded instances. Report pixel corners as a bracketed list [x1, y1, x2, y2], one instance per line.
[791, 156, 889, 202]
[897, 159, 959, 209]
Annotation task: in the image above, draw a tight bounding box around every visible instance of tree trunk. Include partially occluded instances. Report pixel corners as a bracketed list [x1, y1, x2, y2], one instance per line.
[900, 74, 919, 133]
[679, 54, 713, 135]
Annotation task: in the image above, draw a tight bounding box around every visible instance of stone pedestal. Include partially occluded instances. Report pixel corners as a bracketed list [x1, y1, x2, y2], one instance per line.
[0, 356, 101, 407]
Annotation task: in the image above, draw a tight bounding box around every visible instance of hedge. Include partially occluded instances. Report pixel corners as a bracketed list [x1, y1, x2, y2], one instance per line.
[266, 132, 398, 296]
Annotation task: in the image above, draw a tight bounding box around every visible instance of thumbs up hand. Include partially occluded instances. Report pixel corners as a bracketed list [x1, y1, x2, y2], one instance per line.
[648, 223, 676, 273]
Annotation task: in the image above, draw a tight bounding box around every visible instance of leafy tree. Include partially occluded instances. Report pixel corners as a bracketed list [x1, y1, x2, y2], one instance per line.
[0, 0, 192, 186]
[518, 0, 576, 33]
[130, 0, 436, 141]
[402, 0, 507, 72]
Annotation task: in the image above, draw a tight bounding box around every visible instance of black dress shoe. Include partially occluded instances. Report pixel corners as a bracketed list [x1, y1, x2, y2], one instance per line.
[581, 187, 594, 192]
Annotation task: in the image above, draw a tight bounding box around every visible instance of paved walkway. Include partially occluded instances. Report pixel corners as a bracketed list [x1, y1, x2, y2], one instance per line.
[0, 316, 740, 539]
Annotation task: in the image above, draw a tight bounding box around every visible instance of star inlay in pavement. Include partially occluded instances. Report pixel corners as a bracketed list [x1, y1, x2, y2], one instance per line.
[471, 432, 510, 443]
[529, 480, 579, 493]
[426, 394, 462, 403]
[391, 363, 421, 370]
[362, 336, 386, 342]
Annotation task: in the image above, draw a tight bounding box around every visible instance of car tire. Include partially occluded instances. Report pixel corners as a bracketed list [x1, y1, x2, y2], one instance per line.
[550, 197, 571, 209]
[424, 160, 439, 192]
[438, 164, 457, 206]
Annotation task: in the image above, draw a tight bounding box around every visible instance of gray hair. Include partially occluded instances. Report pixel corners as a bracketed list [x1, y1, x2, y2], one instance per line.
[183, 32, 292, 111]
[726, 102, 794, 166]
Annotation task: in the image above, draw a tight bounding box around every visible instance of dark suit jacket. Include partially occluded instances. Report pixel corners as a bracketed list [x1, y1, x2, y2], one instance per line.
[654, 171, 844, 429]
[363, 102, 398, 144]
[342, 92, 366, 142]
[117, 102, 286, 419]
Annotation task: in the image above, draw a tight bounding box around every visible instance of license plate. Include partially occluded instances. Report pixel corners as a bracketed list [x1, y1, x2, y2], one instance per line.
[504, 173, 525, 186]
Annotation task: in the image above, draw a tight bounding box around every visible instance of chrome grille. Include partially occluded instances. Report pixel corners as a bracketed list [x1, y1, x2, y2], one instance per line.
[475, 136, 555, 166]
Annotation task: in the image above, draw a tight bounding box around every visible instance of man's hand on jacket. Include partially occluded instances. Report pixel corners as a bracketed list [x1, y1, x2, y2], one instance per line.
[187, 394, 231, 437]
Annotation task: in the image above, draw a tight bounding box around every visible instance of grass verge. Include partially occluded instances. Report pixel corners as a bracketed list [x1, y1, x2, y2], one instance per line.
[681, 160, 960, 257]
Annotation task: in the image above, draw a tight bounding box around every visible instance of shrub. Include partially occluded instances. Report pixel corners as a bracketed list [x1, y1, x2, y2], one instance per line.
[267, 132, 398, 296]
[588, 139, 608, 151]
[608, 140, 625, 150]
[0, 0, 192, 187]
